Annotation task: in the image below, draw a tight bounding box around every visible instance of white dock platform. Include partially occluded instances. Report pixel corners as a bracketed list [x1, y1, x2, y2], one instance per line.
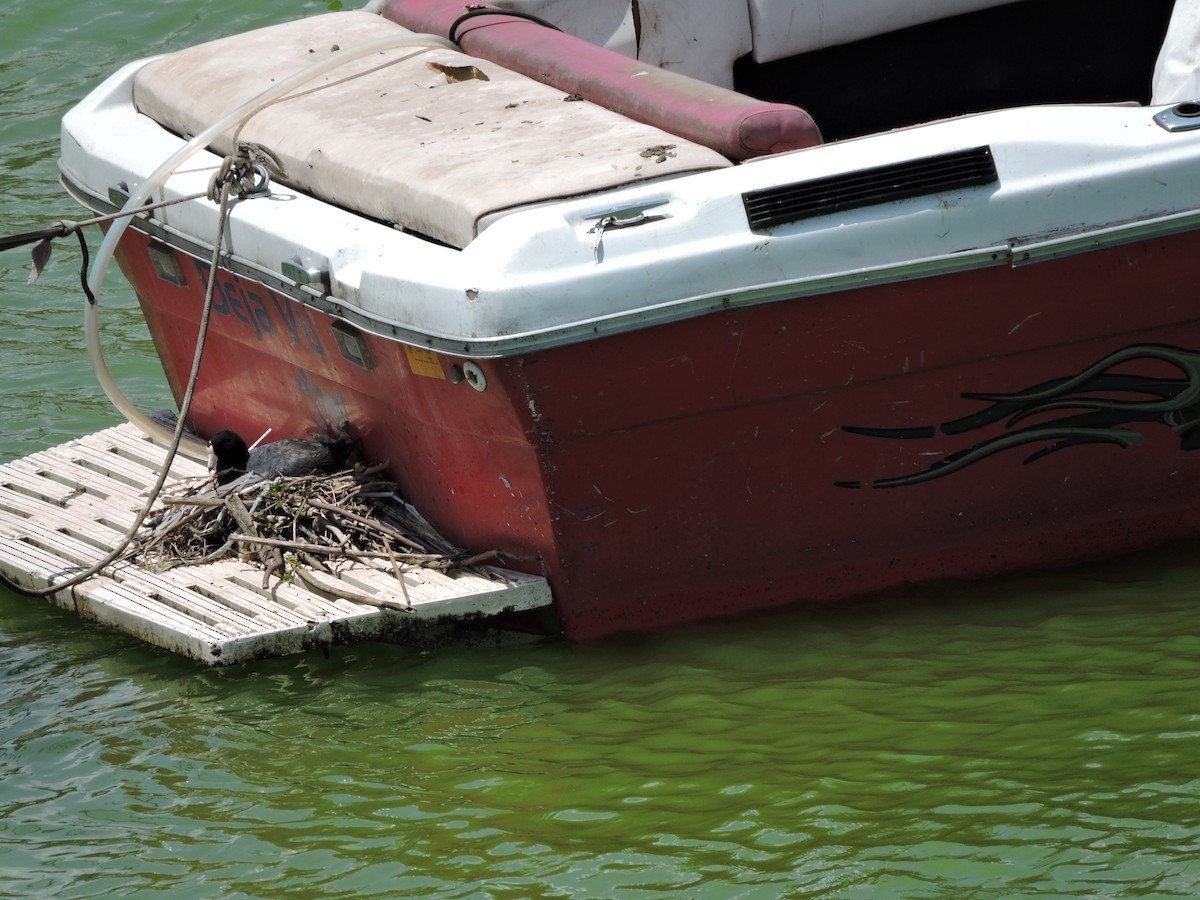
[0, 423, 552, 665]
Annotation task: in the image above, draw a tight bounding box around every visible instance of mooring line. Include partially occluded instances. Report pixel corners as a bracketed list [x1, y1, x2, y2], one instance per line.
[0, 168, 241, 599]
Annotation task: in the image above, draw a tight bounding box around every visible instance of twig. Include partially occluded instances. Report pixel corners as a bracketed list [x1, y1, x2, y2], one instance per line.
[227, 533, 449, 563]
[306, 498, 427, 551]
[128, 466, 504, 602]
[293, 564, 411, 611]
[262, 546, 285, 589]
[384, 538, 414, 610]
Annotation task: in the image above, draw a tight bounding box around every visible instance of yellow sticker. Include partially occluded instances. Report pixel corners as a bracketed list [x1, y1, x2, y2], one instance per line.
[404, 345, 446, 379]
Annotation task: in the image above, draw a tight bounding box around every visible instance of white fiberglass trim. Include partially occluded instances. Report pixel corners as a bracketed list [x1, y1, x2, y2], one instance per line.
[70, 34, 455, 452]
[62, 66, 1200, 359]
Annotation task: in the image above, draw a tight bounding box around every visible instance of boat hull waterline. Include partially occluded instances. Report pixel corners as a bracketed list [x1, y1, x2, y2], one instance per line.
[109, 224, 1200, 639]
[54, 3, 1200, 638]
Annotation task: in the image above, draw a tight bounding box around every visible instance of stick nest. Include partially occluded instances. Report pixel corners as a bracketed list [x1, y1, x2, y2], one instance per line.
[127, 465, 506, 607]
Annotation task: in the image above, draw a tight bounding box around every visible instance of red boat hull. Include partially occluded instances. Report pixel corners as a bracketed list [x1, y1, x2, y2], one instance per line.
[116, 229, 1200, 638]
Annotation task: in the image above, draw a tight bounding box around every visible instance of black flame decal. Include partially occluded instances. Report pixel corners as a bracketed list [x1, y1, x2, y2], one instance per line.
[836, 344, 1200, 488]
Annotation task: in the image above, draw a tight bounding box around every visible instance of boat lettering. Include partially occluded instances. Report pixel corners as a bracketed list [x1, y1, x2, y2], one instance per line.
[193, 259, 230, 317]
[243, 288, 276, 338]
[220, 279, 254, 332]
[299, 308, 325, 355]
[268, 290, 299, 345]
[190, 258, 322, 354]
[269, 292, 326, 356]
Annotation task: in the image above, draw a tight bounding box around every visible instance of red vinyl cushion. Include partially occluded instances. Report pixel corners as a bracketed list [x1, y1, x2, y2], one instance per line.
[380, 0, 822, 160]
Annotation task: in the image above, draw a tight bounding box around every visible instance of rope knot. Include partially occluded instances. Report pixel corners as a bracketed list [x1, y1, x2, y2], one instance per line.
[206, 142, 287, 203]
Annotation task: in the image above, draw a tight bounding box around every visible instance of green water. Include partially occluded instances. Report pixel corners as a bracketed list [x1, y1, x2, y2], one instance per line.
[3, 1, 1200, 896]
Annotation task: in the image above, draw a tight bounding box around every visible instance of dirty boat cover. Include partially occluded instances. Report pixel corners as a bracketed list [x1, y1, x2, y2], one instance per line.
[131, 11, 731, 248]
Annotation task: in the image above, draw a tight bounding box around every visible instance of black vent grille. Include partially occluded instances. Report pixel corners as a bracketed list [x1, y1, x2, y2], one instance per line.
[742, 146, 997, 230]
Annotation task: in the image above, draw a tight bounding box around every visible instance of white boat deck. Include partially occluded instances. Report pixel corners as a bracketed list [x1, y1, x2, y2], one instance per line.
[0, 423, 552, 665]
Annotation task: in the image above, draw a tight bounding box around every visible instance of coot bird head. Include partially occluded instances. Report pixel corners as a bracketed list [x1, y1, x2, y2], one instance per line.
[208, 430, 250, 485]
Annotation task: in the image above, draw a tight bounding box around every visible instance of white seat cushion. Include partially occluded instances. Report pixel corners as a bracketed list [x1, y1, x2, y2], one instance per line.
[133, 11, 730, 248]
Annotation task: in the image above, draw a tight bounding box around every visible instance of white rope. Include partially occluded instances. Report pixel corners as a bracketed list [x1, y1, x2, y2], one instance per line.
[2, 169, 240, 599]
[3, 34, 459, 598]
[83, 33, 455, 459]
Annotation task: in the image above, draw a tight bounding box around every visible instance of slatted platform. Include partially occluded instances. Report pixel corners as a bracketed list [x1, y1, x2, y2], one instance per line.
[0, 423, 552, 665]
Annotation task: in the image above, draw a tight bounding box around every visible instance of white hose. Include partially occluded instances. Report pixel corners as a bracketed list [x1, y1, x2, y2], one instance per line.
[84, 32, 455, 460]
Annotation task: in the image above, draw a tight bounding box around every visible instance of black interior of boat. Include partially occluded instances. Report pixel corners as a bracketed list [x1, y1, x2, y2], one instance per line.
[733, 0, 1178, 142]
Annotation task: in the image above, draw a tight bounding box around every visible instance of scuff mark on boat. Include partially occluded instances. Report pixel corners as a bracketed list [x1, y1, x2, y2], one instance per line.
[1009, 311, 1042, 335]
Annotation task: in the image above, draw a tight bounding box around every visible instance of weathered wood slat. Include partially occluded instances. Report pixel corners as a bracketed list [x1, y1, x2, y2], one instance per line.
[11, 454, 146, 504]
[0, 466, 78, 506]
[0, 423, 552, 664]
[73, 427, 206, 474]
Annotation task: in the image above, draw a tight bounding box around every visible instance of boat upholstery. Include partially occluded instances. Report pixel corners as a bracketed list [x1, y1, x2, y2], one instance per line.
[131, 12, 732, 249]
[748, 0, 1025, 62]
[378, 0, 821, 160]
[1153, 0, 1200, 104]
[464, 0, 753, 89]
[399, 1, 1025, 80]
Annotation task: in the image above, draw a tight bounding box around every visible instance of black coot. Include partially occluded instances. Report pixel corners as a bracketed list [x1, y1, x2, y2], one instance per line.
[208, 430, 354, 485]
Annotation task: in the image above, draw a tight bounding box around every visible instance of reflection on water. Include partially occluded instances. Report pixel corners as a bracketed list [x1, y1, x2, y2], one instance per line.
[4, 546, 1200, 896]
